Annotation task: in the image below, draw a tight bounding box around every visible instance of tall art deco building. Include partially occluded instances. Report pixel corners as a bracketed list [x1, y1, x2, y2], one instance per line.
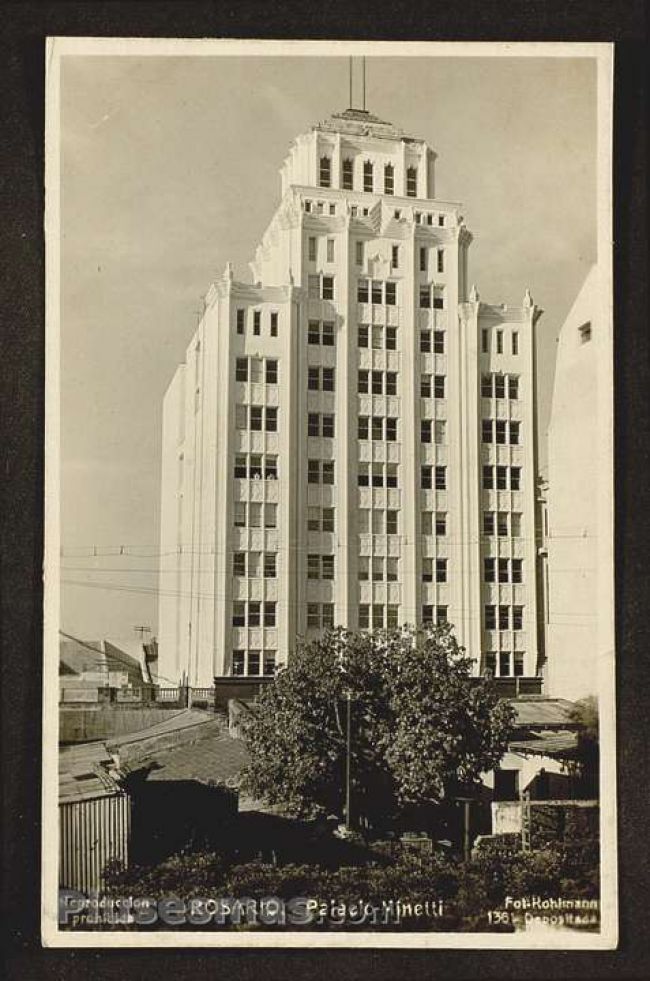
[158, 105, 543, 687]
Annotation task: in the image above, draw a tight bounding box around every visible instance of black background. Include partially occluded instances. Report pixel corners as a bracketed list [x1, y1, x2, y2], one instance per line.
[1, 2, 648, 979]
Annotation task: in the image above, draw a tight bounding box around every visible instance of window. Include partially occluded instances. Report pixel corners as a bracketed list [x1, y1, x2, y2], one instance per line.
[422, 558, 434, 583]
[250, 406, 263, 431]
[498, 605, 509, 630]
[419, 285, 431, 309]
[250, 358, 263, 384]
[232, 650, 245, 676]
[308, 275, 320, 299]
[308, 413, 320, 438]
[436, 512, 447, 536]
[485, 605, 496, 630]
[253, 311, 261, 336]
[498, 558, 509, 584]
[437, 249, 444, 274]
[359, 605, 370, 630]
[326, 238, 335, 263]
[308, 367, 320, 391]
[386, 464, 398, 487]
[266, 359, 278, 385]
[484, 512, 495, 536]
[420, 330, 431, 353]
[438, 214, 445, 227]
[235, 405, 248, 430]
[270, 312, 278, 337]
[263, 602, 276, 627]
[510, 467, 521, 491]
[373, 605, 384, 629]
[307, 506, 320, 531]
[357, 279, 369, 304]
[236, 358, 248, 382]
[433, 331, 445, 354]
[496, 466, 508, 490]
[236, 309, 245, 335]
[386, 371, 397, 395]
[234, 455, 247, 479]
[363, 160, 373, 192]
[509, 422, 520, 445]
[234, 502, 246, 527]
[371, 463, 383, 488]
[342, 158, 354, 190]
[322, 461, 335, 485]
[497, 511, 508, 537]
[508, 375, 519, 400]
[358, 416, 369, 440]
[512, 558, 523, 583]
[386, 418, 397, 442]
[436, 558, 448, 583]
[385, 282, 397, 306]
[232, 603, 246, 627]
[484, 652, 497, 675]
[495, 420, 507, 444]
[368, 370, 381, 395]
[264, 553, 276, 579]
[372, 557, 384, 582]
[512, 331, 519, 355]
[322, 555, 335, 580]
[511, 512, 522, 537]
[308, 320, 320, 345]
[421, 420, 432, 444]
[406, 166, 417, 197]
[421, 511, 432, 535]
[249, 503, 262, 528]
[307, 604, 320, 629]
[421, 375, 432, 398]
[356, 241, 364, 266]
[322, 604, 335, 628]
[387, 605, 399, 628]
[322, 367, 335, 392]
[319, 155, 331, 188]
[322, 276, 334, 300]
[433, 285, 445, 310]
[482, 330, 488, 353]
[371, 326, 382, 349]
[420, 247, 427, 273]
[435, 466, 446, 490]
[391, 245, 399, 269]
[484, 557, 495, 583]
[322, 507, 335, 532]
[513, 652, 524, 677]
[434, 374, 445, 398]
[386, 510, 398, 535]
[483, 465, 493, 490]
[371, 510, 384, 535]
[358, 556, 369, 581]
[308, 237, 317, 262]
[233, 553, 246, 577]
[384, 163, 394, 195]
[513, 606, 524, 631]
[248, 651, 261, 676]
[499, 652, 512, 677]
[482, 420, 493, 444]
[304, 200, 312, 213]
[481, 374, 492, 398]
[265, 456, 278, 480]
[358, 324, 369, 348]
[421, 466, 432, 490]
[386, 327, 397, 350]
[437, 606, 448, 626]
[496, 330, 503, 354]
[358, 370, 369, 394]
[494, 374, 506, 399]
[322, 414, 335, 438]
[371, 280, 383, 304]
[372, 416, 383, 441]
[322, 321, 334, 346]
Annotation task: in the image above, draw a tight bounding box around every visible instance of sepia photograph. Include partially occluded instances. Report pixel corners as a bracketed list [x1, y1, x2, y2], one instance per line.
[42, 38, 615, 948]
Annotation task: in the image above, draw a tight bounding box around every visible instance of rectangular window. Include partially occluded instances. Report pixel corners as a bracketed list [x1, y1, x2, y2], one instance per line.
[386, 509, 398, 535]
[420, 330, 431, 353]
[419, 285, 431, 309]
[355, 241, 364, 266]
[308, 367, 320, 391]
[498, 605, 509, 630]
[436, 558, 448, 583]
[236, 309, 245, 335]
[358, 416, 369, 440]
[236, 357, 248, 382]
[509, 421, 520, 445]
[253, 311, 261, 336]
[513, 652, 524, 677]
[371, 280, 383, 304]
[235, 405, 248, 430]
[386, 557, 398, 581]
[421, 375, 432, 398]
[250, 406, 263, 431]
[247, 651, 261, 676]
[307, 506, 320, 531]
[421, 466, 432, 490]
[371, 463, 384, 488]
[384, 163, 394, 195]
[421, 511, 432, 535]
[372, 416, 383, 441]
[511, 512, 522, 537]
[482, 419, 493, 444]
[421, 419, 432, 444]
[436, 512, 447, 536]
[249, 455, 263, 479]
[496, 330, 503, 354]
[322, 461, 335, 485]
[308, 413, 320, 437]
[496, 465, 508, 490]
[512, 558, 523, 584]
[435, 466, 446, 490]
[387, 605, 399, 628]
[308, 237, 317, 262]
[482, 329, 488, 353]
[357, 464, 369, 488]
[371, 510, 384, 535]
[434, 422, 445, 449]
[263, 602, 276, 627]
[434, 374, 445, 398]
[358, 324, 369, 348]
[232, 602, 246, 627]
[433, 285, 445, 310]
[265, 456, 278, 480]
[481, 374, 492, 398]
[512, 606, 524, 631]
[422, 605, 434, 625]
[322, 321, 335, 346]
[485, 605, 496, 630]
[232, 650, 245, 675]
[437, 249, 444, 273]
[358, 370, 369, 394]
[326, 238, 335, 263]
[497, 511, 508, 537]
[484, 557, 495, 583]
[307, 603, 320, 629]
[308, 275, 320, 299]
[386, 417, 397, 442]
[270, 312, 278, 337]
[386, 463, 398, 488]
[264, 503, 277, 529]
[249, 503, 262, 528]
[234, 502, 246, 527]
[322, 555, 335, 580]
[406, 166, 417, 196]
[508, 375, 519, 400]
[319, 156, 331, 188]
[322, 414, 335, 438]
[357, 278, 369, 303]
[322, 604, 335, 628]
[322, 507, 335, 532]
[373, 605, 384, 629]
[322, 276, 334, 300]
[385, 282, 397, 306]
[372, 557, 384, 582]
[484, 512, 495, 536]
[391, 245, 399, 269]
[372, 325, 383, 349]
[498, 558, 509, 584]
[433, 331, 445, 354]
[265, 407, 277, 432]
[420, 247, 427, 273]
[510, 467, 521, 491]
[359, 605, 370, 630]
[342, 158, 354, 190]
[495, 420, 507, 444]
[483, 465, 494, 490]
[494, 374, 506, 399]
[386, 371, 397, 396]
[499, 652, 512, 677]
[386, 326, 397, 350]
[358, 556, 369, 581]
[512, 331, 519, 355]
[233, 553, 246, 577]
[422, 558, 433, 583]
[437, 606, 448, 626]
[264, 553, 277, 578]
[308, 320, 320, 345]
[371, 370, 383, 395]
[266, 359, 278, 385]
[322, 367, 335, 392]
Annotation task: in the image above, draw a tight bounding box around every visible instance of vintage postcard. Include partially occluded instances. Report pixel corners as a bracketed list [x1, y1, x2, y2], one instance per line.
[43, 37, 616, 948]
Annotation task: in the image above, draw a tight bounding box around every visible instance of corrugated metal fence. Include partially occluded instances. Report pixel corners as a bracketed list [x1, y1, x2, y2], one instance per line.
[59, 792, 131, 893]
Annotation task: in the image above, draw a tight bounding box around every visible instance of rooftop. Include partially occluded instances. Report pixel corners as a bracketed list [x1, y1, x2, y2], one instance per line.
[314, 107, 421, 144]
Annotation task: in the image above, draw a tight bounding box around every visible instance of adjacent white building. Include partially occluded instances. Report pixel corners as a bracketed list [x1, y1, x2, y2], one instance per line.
[158, 107, 543, 687]
[546, 264, 612, 699]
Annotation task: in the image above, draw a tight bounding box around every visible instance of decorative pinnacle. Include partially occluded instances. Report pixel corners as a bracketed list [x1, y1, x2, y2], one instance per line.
[523, 288, 533, 308]
[469, 284, 480, 303]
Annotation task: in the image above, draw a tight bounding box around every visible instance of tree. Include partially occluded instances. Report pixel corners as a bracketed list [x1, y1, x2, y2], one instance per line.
[241, 626, 514, 828]
[568, 695, 599, 796]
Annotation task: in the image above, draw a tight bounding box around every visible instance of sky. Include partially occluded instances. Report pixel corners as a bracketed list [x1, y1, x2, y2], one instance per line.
[59, 49, 598, 640]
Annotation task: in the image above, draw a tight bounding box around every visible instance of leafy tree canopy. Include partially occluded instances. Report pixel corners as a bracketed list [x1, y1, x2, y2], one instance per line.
[241, 626, 514, 825]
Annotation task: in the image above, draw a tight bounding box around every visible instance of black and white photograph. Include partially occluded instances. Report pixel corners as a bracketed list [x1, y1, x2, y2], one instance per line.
[42, 38, 615, 947]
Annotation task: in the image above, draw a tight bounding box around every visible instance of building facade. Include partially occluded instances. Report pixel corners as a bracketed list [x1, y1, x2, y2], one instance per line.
[159, 107, 542, 687]
[546, 264, 612, 699]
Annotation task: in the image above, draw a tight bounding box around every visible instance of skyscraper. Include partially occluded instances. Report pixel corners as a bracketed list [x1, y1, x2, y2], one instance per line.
[158, 103, 542, 687]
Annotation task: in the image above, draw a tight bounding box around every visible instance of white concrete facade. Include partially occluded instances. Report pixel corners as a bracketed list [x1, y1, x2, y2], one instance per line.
[158, 108, 542, 686]
[546, 265, 611, 699]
